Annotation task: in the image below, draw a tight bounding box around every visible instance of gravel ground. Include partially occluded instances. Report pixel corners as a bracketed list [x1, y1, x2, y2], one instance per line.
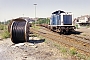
[0, 37, 73, 60]
[0, 27, 90, 60]
[75, 27, 90, 39]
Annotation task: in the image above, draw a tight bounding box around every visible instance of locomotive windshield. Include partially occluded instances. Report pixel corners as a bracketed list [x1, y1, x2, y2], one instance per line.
[63, 15, 72, 25]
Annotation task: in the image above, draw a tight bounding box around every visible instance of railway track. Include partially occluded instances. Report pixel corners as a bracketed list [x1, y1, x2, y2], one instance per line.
[30, 27, 90, 55]
[69, 34, 90, 43]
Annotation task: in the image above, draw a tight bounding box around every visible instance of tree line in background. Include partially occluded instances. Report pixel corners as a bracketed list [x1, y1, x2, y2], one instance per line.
[0, 20, 11, 25]
[36, 18, 50, 24]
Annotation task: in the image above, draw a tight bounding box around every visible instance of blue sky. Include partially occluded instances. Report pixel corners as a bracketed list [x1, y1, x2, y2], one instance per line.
[0, 0, 90, 21]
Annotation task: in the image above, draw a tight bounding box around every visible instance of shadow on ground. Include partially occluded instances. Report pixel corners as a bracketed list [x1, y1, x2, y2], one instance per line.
[57, 31, 82, 35]
[73, 31, 82, 35]
[28, 39, 45, 44]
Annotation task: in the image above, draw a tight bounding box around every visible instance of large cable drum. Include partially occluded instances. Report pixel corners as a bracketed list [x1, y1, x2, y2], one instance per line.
[10, 18, 29, 43]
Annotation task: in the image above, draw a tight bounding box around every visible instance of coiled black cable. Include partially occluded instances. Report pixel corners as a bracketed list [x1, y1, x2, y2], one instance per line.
[11, 19, 29, 43]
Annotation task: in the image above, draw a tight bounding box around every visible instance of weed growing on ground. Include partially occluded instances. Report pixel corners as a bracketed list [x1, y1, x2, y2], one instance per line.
[83, 34, 86, 36]
[86, 26, 90, 28]
[31, 34, 37, 37]
[0, 24, 6, 30]
[60, 47, 67, 54]
[32, 25, 40, 30]
[69, 47, 77, 56]
[0, 30, 10, 39]
[76, 53, 86, 60]
[86, 56, 90, 60]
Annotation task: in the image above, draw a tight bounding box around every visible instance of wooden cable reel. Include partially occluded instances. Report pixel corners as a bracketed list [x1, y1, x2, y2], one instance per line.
[9, 18, 29, 43]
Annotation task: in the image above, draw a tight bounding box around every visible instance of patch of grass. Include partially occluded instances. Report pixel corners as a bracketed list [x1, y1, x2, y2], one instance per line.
[86, 26, 90, 28]
[38, 36, 48, 44]
[32, 25, 40, 30]
[60, 47, 67, 53]
[75, 24, 79, 29]
[0, 30, 10, 39]
[83, 34, 86, 36]
[86, 56, 90, 60]
[0, 24, 5, 30]
[38, 36, 43, 39]
[0, 24, 9, 39]
[76, 53, 86, 60]
[69, 47, 77, 56]
[53, 43, 68, 54]
[30, 34, 37, 37]
[54, 44, 60, 48]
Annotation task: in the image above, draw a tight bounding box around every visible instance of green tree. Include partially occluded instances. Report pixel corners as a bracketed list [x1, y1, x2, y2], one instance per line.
[36, 18, 50, 24]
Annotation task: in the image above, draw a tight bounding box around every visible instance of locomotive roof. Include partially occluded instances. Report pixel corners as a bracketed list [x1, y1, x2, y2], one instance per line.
[52, 10, 65, 14]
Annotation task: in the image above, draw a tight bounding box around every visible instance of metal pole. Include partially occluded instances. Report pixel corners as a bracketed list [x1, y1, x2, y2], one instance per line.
[34, 4, 37, 18]
[23, 14, 24, 17]
[34, 4, 37, 27]
[4, 19, 6, 30]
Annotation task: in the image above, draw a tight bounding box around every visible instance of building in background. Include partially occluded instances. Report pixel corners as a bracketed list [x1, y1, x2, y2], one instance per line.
[74, 15, 90, 28]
